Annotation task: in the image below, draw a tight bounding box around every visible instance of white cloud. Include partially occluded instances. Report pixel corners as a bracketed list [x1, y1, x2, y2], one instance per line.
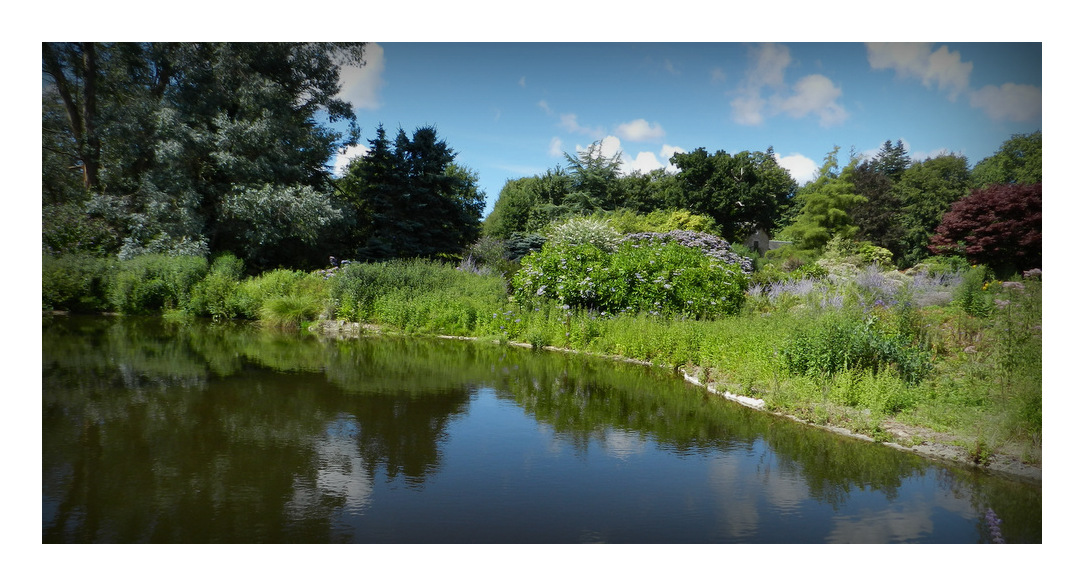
[660, 144, 685, 173]
[331, 143, 370, 178]
[590, 140, 687, 176]
[336, 43, 385, 110]
[615, 118, 666, 142]
[537, 100, 552, 115]
[519, 76, 526, 88]
[773, 74, 848, 127]
[548, 137, 564, 157]
[664, 59, 680, 76]
[710, 67, 726, 84]
[626, 151, 663, 174]
[748, 42, 791, 89]
[866, 42, 972, 101]
[730, 43, 847, 127]
[560, 113, 605, 137]
[730, 94, 767, 126]
[774, 152, 818, 185]
[970, 83, 1042, 122]
[729, 43, 791, 126]
[599, 135, 623, 160]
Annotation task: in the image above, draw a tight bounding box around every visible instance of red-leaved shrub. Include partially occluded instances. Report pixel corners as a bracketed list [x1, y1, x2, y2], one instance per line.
[929, 183, 1041, 274]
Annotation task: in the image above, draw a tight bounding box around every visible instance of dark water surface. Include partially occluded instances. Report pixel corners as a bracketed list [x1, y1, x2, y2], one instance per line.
[42, 316, 1041, 543]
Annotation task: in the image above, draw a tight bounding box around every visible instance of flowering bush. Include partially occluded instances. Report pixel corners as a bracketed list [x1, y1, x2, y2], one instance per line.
[546, 217, 622, 252]
[621, 230, 754, 274]
[513, 240, 748, 318]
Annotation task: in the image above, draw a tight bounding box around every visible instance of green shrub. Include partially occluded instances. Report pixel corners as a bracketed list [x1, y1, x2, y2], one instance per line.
[857, 242, 895, 267]
[513, 240, 748, 319]
[780, 313, 931, 384]
[42, 253, 114, 312]
[259, 294, 323, 328]
[232, 268, 329, 323]
[107, 254, 208, 314]
[187, 253, 246, 320]
[954, 264, 994, 317]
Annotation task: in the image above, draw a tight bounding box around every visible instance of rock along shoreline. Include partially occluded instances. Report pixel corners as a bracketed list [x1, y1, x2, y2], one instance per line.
[311, 319, 1042, 485]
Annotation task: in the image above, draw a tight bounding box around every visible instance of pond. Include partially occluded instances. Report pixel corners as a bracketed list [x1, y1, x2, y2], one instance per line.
[42, 315, 1040, 543]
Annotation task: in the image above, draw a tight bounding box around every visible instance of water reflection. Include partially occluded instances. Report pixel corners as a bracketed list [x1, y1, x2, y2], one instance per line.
[42, 316, 1041, 543]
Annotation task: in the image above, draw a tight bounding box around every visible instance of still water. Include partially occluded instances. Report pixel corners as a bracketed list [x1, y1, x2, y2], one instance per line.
[42, 316, 1040, 543]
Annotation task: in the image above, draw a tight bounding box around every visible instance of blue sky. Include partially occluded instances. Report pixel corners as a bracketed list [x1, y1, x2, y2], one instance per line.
[330, 42, 1041, 216]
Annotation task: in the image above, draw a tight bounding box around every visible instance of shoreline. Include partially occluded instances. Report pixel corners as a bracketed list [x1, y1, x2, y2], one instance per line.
[313, 318, 1042, 485]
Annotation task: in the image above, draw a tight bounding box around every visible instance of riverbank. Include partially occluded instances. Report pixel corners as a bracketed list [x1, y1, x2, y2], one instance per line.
[311, 318, 1041, 484]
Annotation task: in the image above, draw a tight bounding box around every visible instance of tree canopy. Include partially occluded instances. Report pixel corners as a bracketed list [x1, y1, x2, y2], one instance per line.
[929, 183, 1041, 275]
[43, 42, 366, 269]
[894, 153, 972, 267]
[670, 147, 797, 242]
[970, 131, 1042, 188]
[781, 147, 866, 250]
[338, 125, 484, 261]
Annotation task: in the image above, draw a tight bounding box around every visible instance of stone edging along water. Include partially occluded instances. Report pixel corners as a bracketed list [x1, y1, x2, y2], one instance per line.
[311, 319, 1041, 485]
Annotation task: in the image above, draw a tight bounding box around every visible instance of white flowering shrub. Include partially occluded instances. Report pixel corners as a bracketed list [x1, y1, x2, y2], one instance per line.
[546, 217, 621, 252]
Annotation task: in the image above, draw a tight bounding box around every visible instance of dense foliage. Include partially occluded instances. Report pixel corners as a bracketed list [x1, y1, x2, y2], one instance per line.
[337, 125, 485, 261]
[512, 235, 749, 319]
[970, 131, 1042, 188]
[929, 183, 1042, 275]
[782, 147, 866, 250]
[42, 42, 483, 272]
[42, 42, 367, 269]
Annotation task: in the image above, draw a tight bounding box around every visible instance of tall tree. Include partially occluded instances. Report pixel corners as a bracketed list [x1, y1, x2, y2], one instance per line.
[849, 160, 906, 261]
[341, 126, 484, 260]
[971, 131, 1042, 188]
[871, 139, 910, 182]
[894, 154, 972, 267]
[782, 147, 866, 250]
[564, 141, 624, 212]
[670, 146, 797, 242]
[42, 42, 367, 268]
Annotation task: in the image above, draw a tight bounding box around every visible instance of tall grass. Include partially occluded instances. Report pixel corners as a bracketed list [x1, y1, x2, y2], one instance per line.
[43, 250, 1041, 461]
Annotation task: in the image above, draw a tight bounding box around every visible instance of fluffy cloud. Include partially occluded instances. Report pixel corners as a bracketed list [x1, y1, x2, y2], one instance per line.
[548, 137, 564, 157]
[577, 136, 686, 176]
[659, 144, 685, 173]
[774, 152, 818, 185]
[331, 143, 370, 178]
[772, 74, 847, 127]
[625, 151, 664, 174]
[970, 83, 1042, 122]
[866, 42, 972, 101]
[537, 100, 553, 115]
[336, 43, 385, 110]
[730, 43, 846, 127]
[615, 118, 666, 142]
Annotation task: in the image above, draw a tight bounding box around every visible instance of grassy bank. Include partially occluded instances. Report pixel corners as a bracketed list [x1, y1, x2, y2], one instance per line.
[43, 251, 1041, 468]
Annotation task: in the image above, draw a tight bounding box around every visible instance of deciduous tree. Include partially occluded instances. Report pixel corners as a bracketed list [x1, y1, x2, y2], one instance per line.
[971, 131, 1042, 188]
[670, 146, 797, 242]
[894, 154, 971, 267]
[928, 183, 1041, 275]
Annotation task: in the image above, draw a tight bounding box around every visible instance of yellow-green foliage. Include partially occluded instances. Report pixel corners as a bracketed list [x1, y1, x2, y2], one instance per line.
[597, 209, 719, 234]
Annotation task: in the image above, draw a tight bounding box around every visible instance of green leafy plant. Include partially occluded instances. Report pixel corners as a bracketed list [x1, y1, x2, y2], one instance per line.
[513, 240, 747, 319]
[107, 254, 208, 314]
